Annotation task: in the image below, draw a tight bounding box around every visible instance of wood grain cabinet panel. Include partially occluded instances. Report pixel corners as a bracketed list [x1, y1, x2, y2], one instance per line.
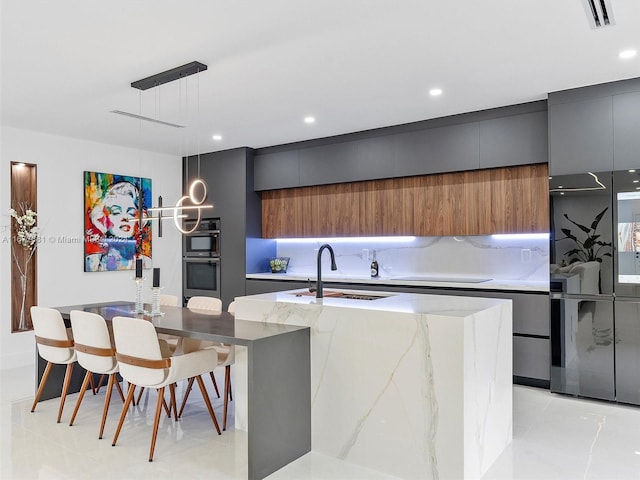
[262, 164, 548, 237]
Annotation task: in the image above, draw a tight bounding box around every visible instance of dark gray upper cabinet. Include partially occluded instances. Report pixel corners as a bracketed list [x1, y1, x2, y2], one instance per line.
[613, 90, 640, 170]
[479, 111, 548, 168]
[393, 122, 479, 177]
[548, 95, 614, 175]
[184, 148, 265, 308]
[253, 150, 300, 190]
[298, 136, 394, 186]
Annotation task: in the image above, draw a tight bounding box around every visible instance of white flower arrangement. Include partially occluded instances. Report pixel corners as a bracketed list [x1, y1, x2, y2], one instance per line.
[9, 205, 39, 250]
[8, 203, 39, 330]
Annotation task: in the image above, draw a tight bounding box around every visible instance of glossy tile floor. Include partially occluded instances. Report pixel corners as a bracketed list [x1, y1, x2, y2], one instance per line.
[2, 365, 640, 480]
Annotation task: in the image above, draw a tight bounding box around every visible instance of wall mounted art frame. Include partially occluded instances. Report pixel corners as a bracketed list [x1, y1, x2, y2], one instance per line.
[10, 162, 37, 332]
[84, 171, 152, 272]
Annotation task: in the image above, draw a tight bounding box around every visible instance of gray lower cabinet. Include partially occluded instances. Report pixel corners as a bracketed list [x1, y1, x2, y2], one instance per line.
[245, 278, 550, 385]
[613, 90, 640, 170]
[246, 279, 309, 295]
[613, 299, 640, 405]
[514, 336, 551, 382]
[548, 95, 614, 175]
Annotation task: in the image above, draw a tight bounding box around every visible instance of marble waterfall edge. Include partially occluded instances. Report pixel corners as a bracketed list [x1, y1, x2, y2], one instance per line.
[233, 290, 513, 479]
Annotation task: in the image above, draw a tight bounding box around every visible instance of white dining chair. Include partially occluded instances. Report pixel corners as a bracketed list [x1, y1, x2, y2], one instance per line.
[30, 306, 77, 423]
[179, 298, 235, 430]
[183, 296, 223, 395]
[159, 294, 179, 307]
[135, 293, 181, 404]
[68, 310, 125, 438]
[157, 293, 181, 352]
[111, 315, 221, 462]
[186, 296, 222, 311]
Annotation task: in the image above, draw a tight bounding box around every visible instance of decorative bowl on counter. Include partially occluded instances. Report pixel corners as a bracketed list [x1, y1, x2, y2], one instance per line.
[269, 257, 290, 273]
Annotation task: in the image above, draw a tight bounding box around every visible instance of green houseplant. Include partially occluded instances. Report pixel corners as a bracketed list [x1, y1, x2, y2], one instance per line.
[558, 207, 612, 264]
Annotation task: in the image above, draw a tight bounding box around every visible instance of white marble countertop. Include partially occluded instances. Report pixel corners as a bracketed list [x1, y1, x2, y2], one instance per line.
[238, 288, 512, 316]
[245, 272, 549, 292]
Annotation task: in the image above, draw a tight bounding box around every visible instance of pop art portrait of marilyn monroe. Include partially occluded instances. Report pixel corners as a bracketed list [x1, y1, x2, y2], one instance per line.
[84, 171, 152, 272]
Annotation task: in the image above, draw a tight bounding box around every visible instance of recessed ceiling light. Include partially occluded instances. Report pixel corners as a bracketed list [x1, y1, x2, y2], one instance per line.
[634, 180, 639, 183]
[558, 185, 564, 188]
[619, 49, 637, 59]
[629, 169, 637, 173]
[304, 116, 315, 124]
[429, 88, 443, 97]
[212, 134, 222, 141]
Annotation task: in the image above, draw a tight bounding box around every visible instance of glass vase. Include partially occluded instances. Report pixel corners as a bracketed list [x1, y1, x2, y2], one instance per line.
[133, 278, 146, 314]
[149, 287, 164, 316]
[18, 273, 28, 330]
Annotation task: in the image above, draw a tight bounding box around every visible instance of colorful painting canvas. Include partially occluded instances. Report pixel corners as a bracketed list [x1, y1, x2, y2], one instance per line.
[84, 171, 152, 272]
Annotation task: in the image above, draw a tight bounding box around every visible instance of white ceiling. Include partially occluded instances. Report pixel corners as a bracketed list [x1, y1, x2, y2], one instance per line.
[2, 0, 640, 157]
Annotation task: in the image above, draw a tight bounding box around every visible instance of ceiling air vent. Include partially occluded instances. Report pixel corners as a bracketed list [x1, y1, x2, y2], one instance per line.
[583, 0, 615, 29]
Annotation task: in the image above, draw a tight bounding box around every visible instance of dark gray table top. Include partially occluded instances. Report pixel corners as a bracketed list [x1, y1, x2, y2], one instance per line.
[54, 301, 308, 347]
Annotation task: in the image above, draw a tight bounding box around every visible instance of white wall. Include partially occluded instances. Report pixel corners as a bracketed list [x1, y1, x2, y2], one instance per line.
[0, 127, 182, 369]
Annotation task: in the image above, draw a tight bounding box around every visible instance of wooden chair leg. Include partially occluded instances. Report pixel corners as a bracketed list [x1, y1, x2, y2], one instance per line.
[99, 373, 116, 439]
[209, 371, 220, 398]
[89, 373, 96, 395]
[114, 377, 125, 402]
[168, 383, 178, 420]
[95, 374, 106, 394]
[69, 370, 92, 426]
[57, 363, 74, 423]
[178, 377, 195, 418]
[162, 394, 171, 418]
[149, 387, 165, 462]
[136, 386, 145, 405]
[31, 361, 53, 412]
[127, 383, 137, 407]
[112, 383, 136, 447]
[195, 375, 221, 435]
[223, 365, 231, 431]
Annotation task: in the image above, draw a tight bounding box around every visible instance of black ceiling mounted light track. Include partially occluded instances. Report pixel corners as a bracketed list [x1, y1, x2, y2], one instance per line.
[131, 60, 214, 234]
[131, 61, 208, 90]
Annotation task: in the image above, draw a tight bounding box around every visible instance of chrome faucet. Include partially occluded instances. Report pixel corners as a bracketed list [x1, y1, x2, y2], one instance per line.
[316, 243, 337, 298]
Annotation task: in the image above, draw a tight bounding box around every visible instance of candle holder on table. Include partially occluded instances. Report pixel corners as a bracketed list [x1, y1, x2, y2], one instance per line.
[149, 286, 164, 317]
[133, 277, 146, 314]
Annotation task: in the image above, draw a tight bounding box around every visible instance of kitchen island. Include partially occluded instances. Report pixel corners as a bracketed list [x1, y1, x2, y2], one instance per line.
[233, 288, 512, 479]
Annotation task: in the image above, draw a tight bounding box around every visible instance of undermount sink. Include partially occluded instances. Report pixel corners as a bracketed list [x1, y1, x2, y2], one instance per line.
[293, 290, 389, 300]
[395, 275, 492, 283]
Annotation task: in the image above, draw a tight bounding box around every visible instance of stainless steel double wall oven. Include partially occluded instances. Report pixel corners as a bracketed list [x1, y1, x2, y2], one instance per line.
[182, 218, 221, 301]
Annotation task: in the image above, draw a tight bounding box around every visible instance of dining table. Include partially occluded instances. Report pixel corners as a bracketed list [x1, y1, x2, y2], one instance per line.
[41, 301, 311, 480]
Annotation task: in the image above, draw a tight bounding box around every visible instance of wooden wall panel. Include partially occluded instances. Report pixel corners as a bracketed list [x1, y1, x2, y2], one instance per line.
[261, 164, 549, 238]
[10, 162, 38, 331]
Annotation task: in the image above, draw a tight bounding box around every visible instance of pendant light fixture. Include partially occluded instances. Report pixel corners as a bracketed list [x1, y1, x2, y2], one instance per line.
[125, 61, 213, 233]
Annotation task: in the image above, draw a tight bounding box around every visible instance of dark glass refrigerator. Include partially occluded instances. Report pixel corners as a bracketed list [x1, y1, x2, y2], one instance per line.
[550, 169, 640, 405]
